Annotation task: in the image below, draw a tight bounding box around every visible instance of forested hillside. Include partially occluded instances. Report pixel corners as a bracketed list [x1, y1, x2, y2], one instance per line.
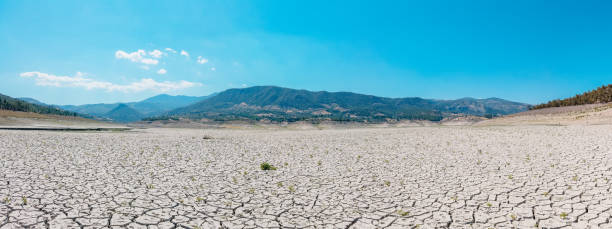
[0, 93, 79, 116]
[531, 84, 612, 110]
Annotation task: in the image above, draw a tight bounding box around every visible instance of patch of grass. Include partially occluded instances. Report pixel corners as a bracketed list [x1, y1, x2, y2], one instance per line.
[560, 212, 568, 220]
[486, 202, 492, 207]
[277, 182, 283, 187]
[384, 181, 391, 186]
[317, 160, 322, 166]
[396, 209, 409, 216]
[146, 184, 154, 189]
[508, 174, 513, 180]
[21, 197, 27, 205]
[260, 162, 277, 171]
[288, 185, 295, 193]
[248, 188, 255, 194]
[510, 214, 517, 220]
[196, 197, 205, 202]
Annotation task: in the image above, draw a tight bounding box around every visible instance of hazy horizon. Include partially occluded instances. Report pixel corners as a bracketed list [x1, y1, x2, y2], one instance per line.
[2, 1, 612, 105]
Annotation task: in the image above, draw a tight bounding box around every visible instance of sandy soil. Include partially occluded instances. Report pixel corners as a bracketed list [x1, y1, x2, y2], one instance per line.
[0, 110, 126, 130]
[1, 125, 611, 228]
[477, 103, 612, 126]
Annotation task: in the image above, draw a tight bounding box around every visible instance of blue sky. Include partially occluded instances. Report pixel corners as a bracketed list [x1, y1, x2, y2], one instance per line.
[1, 0, 611, 105]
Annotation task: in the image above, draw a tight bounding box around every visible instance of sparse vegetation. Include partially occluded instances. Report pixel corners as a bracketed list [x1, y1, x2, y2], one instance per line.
[396, 209, 409, 217]
[560, 212, 568, 220]
[260, 162, 277, 171]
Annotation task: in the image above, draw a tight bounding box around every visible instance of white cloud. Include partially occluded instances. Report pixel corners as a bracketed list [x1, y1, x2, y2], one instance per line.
[140, 65, 150, 70]
[180, 50, 189, 57]
[157, 68, 167, 75]
[115, 50, 159, 65]
[210, 67, 216, 71]
[20, 71, 200, 93]
[148, 49, 164, 58]
[197, 56, 208, 64]
[241, 84, 247, 88]
[165, 48, 177, 53]
[140, 58, 159, 65]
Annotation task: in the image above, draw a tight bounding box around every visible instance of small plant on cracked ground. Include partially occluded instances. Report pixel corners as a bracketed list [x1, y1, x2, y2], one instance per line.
[260, 162, 277, 171]
[396, 209, 409, 217]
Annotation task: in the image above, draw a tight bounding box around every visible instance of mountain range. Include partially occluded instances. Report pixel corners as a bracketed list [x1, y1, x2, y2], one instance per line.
[165, 86, 530, 122]
[6, 86, 531, 123]
[56, 94, 215, 122]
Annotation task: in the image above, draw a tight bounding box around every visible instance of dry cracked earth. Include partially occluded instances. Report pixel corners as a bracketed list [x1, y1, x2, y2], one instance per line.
[1, 126, 612, 228]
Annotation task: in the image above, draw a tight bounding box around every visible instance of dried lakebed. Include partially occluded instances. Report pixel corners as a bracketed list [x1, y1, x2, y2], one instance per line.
[1, 126, 611, 228]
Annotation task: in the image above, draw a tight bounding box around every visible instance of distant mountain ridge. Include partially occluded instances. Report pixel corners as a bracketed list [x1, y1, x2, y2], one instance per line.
[105, 104, 143, 123]
[58, 93, 216, 122]
[8, 86, 529, 123]
[165, 86, 529, 122]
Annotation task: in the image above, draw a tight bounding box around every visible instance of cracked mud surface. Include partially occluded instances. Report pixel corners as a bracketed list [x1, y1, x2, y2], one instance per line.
[1, 126, 612, 228]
